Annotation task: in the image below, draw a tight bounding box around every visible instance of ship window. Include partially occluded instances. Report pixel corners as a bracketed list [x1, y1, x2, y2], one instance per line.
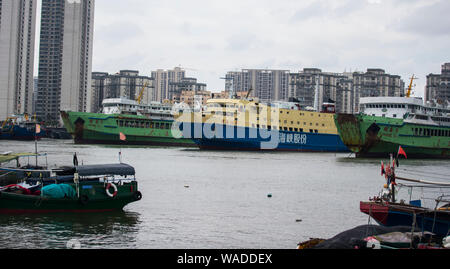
[289, 127, 293, 131]
[315, 129, 318, 133]
[155, 123, 160, 129]
[393, 114, 397, 118]
[309, 129, 314, 133]
[294, 128, 298, 132]
[300, 128, 304, 132]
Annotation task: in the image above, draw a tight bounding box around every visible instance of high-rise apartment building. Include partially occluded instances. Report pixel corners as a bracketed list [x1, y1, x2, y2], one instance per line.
[91, 70, 154, 113]
[36, 0, 95, 125]
[353, 69, 405, 112]
[151, 67, 186, 102]
[288, 69, 356, 113]
[225, 69, 290, 102]
[0, 0, 37, 120]
[288, 68, 404, 113]
[426, 63, 450, 104]
[169, 77, 206, 100]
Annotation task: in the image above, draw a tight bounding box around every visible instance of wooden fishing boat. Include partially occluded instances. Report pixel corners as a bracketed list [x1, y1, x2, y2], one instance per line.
[0, 163, 142, 213]
[360, 201, 450, 238]
[360, 151, 450, 238]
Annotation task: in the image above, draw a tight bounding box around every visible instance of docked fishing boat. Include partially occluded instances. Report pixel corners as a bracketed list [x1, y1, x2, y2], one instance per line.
[61, 97, 195, 146]
[175, 98, 349, 152]
[360, 153, 450, 238]
[0, 152, 48, 185]
[0, 115, 46, 140]
[0, 163, 142, 213]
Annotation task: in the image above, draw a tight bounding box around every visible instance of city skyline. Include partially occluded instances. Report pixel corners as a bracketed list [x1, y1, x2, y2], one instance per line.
[32, 0, 450, 96]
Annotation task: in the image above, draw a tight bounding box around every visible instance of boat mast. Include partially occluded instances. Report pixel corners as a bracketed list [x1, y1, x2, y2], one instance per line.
[390, 153, 395, 203]
[34, 118, 39, 167]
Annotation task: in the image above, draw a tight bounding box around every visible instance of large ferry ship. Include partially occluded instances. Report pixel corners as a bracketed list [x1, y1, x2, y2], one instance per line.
[334, 96, 450, 158]
[61, 97, 195, 146]
[174, 98, 350, 152]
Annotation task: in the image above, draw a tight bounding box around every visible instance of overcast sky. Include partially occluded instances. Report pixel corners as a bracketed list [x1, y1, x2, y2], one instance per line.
[36, 0, 450, 96]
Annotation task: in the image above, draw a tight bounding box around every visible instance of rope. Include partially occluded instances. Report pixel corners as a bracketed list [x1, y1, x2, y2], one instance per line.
[397, 168, 450, 179]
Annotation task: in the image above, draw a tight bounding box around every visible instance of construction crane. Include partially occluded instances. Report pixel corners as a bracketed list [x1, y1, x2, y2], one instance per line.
[406, 75, 418, 98]
[136, 82, 149, 104]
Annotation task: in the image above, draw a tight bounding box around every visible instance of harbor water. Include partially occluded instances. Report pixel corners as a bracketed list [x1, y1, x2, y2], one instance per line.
[0, 139, 449, 249]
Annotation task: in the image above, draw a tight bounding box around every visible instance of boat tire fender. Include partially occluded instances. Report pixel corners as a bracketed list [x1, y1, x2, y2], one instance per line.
[134, 191, 142, 201]
[79, 195, 89, 205]
[106, 183, 118, 198]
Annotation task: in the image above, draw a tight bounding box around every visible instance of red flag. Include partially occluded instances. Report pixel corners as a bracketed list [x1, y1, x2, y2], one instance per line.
[397, 146, 407, 159]
[119, 132, 126, 141]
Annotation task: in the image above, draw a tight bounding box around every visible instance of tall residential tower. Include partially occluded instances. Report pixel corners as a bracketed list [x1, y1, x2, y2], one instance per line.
[36, 0, 95, 125]
[0, 0, 37, 120]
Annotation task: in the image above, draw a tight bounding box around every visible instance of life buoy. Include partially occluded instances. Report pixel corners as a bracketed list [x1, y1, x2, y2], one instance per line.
[105, 183, 118, 198]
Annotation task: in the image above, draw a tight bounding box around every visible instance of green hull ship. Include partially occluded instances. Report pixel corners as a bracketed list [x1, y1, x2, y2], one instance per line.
[0, 163, 142, 213]
[334, 97, 450, 159]
[60, 98, 195, 146]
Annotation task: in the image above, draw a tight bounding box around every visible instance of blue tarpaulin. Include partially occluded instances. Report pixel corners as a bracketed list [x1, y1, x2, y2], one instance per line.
[41, 184, 76, 199]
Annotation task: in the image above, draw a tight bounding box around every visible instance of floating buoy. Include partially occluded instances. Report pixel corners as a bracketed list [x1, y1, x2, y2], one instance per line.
[267, 193, 272, 198]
